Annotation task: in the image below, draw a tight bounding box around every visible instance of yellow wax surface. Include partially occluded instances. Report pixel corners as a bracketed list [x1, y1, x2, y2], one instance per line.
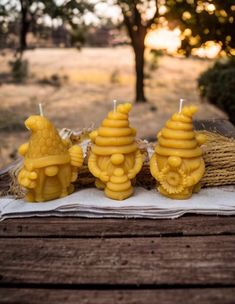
[95, 136, 134, 146]
[150, 105, 206, 200]
[18, 115, 83, 202]
[92, 143, 138, 155]
[158, 137, 198, 149]
[88, 103, 143, 200]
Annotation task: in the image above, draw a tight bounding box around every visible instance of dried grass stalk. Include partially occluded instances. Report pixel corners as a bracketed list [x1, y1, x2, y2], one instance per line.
[200, 131, 235, 187]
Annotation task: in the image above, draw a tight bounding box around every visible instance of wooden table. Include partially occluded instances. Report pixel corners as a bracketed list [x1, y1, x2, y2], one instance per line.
[0, 216, 234, 303]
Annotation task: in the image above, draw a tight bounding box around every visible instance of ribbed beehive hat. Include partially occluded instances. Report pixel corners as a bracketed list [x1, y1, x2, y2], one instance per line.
[155, 106, 203, 158]
[90, 103, 138, 155]
[23, 115, 70, 168]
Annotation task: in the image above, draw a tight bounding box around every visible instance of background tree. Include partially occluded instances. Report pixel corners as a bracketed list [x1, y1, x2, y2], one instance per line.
[163, 0, 235, 125]
[47, 0, 93, 44]
[116, 0, 159, 102]
[19, 0, 37, 52]
[0, 0, 94, 53]
[0, 1, 19, 49]
[164, 0, 235, 57]
[0, 0, 55, 53]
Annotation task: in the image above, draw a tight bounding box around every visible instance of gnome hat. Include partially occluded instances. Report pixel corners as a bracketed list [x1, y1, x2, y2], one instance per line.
[23, 115, 70, 169]
[90, 103, 138, 156]
[156, 106, 204, 158]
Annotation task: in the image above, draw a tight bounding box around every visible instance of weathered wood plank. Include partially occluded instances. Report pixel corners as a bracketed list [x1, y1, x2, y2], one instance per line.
[1, 288, 235, 304]
[194, 119, 235, 138]
[0, 236, 234, 286]
[0, 216, 234, 237]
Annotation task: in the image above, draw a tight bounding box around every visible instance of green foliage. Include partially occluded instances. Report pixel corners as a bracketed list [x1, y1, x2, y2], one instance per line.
[198, 58, 235, 124]
[8, 58, 28, 83]
[50, 0, 94, 22]
[164, 0, 235, 56]
[70, 26, 86, 47]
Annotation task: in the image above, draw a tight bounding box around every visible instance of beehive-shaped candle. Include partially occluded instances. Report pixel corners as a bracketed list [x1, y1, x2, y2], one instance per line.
[18, 115, 83, 202]
[88, 103, 143, 200]
[150, 105, 206, 199]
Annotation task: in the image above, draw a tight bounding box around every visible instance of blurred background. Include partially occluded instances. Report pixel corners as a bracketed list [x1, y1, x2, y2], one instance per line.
[0, 0, 234, 167]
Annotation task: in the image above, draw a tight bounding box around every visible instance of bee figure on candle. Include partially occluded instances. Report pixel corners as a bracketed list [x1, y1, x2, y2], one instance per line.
[18, 115, 83, 202]
[88, 102, 143, 200]
[150, 105, 206, 199]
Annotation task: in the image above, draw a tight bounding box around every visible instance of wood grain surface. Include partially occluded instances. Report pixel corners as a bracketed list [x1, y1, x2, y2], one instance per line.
[1, 288, 235, 304]
[0, 216, 235, 303]
[0, 216, 235, 237]
[0, 235, 235, 285]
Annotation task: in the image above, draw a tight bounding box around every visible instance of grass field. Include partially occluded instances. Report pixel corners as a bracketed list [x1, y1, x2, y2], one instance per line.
[0, 47, 226, 167]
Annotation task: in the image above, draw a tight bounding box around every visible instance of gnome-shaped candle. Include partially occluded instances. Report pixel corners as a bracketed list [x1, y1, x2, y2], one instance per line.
[88, 102, 143, 200]
[18, 114, 83, 202]
[150, 105, 206, 199]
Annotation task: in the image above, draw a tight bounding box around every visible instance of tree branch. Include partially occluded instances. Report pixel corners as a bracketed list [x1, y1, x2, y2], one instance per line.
[119, 4, 134, 42]
[133, 4, 141, 28]
[146, 0, 159, 28]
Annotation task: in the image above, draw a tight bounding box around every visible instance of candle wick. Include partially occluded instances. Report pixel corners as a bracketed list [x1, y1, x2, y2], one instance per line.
[113, 100, 117, 113]
[179, 99, 184, 113]
[39, 103, 44, 116]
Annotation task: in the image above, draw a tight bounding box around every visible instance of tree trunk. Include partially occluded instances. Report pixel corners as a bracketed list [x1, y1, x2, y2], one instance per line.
[120, 5, 149, 103]
[133, 43, 146, 103]
[19, 2, 30, 53]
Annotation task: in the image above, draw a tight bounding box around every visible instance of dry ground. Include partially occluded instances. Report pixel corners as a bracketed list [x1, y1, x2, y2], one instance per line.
[0, 47, 226, 167]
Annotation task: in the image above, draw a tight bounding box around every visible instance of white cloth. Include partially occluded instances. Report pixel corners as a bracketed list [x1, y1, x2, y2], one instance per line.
[0, 186, 235, 220]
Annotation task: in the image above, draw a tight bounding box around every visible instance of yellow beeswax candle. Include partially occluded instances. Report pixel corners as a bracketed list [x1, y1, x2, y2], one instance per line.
[88, 102, 143, 200]
[18, 115, 83, 202]
[150, 105, 206, 199]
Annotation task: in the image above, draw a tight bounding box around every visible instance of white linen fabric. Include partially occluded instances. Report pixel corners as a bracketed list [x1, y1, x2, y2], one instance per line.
[0, 186, 235, 220]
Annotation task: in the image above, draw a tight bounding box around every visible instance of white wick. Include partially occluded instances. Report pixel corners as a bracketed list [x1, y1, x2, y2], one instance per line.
[39, 103, 44, 116]
[113, 99, 117, 113]
[179, 98, 184, 113]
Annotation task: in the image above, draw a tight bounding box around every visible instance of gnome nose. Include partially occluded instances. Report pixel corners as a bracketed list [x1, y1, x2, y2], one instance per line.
[167, 156, 182, 168]
[111, 153, 125, 165]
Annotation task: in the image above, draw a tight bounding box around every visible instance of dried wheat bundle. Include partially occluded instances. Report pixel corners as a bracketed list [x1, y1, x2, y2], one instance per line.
[200, 131, 235, 187]
[1, 130, 235, 198]
[0, 160, 25, 198]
